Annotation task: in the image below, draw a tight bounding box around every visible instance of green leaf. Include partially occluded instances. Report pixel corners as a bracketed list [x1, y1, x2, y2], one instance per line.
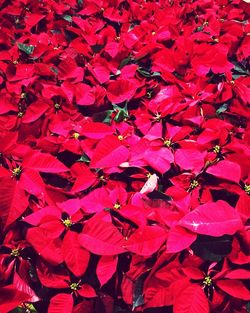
[151, 71, 161, 77]
[132, 272, 148, 310]
[194, 25, 204, 33]
[246, 302, 250, 313]
[78, 153, 90, 163]
[137, 67, 161, 78]
[232, 62, 249, 80]
[137, 67, 151, 77]
[191, 234, 233, 262]
[17, 43, 34, 55]
[92, 110, 113, 124]
[216, 103, 229, 115]
[51, 29, 61, 34]
[233, 63, 249, 75]
[9, 304, 37, 313]
[50, 66, 58, 75]
[63, 15, 72, 22]
[113, 103, 129, 122]
[137, 68, 161, 78]
[119, 55, 132, 69]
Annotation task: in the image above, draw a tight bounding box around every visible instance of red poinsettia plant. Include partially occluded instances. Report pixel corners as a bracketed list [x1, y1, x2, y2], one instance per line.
[0, 0, 249, 312]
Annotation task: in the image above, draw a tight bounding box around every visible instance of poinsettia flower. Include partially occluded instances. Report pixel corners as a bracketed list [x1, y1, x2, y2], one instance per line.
[181, 260, 250, 302]
[0, 0, 249, 312]
[0, 149, 68, 229]
[48, 283, 96, 313]
[0, 284, 35, 313]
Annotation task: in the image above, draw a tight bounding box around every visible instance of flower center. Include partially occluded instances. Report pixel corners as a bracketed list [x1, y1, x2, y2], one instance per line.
[154, 112, 161, 122]
[11, 248, 20, 257]
[54, 103, 61, 110]
[147, 91, 152, 98]
[190, 179, 199, 189]
[244, 184, 250, 195]
[18, 111, 25, 117]
[62, 218, 73, 228]
[99, 175, 106, 182]
[163, 139, 172, 147]
[73, 132, 80, 139]
[113, 203, 121, 210]
[118, 135, 124, 141]
[20, 92, 27, 99]
[203, 276, 212, 286]
[12, 167, 22, 177]
[213, 145, 220, 153]
[70, 282, 79, 291]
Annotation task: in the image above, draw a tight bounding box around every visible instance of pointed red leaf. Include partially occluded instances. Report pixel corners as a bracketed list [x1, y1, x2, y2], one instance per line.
[0, 131, 18, 153]
[48, 293, 73, 313]
[167, 226, 197, 253]
[73, 300, 94, 313]
[107, 79, 137, 103]
[23, 152, 68, 173]
[90, 135, 129, 168]
[173, 284, 209, 313]
[97, 256, 118, 286]
[89, 62, 110, 84]
[145, 287, 172, 309]
[79, 214, 126, 255]
[0, 285, 32, 313]
[182, 268, 204, 280]
[144, 148, 173, 174]
[22, 206, 60, 226]
[36, 260, 69, 289]
[22, 101, 49, 124]
[81, 122, 113, 139]
[71, 164, 96, 193]
[78, 284, 97, 298]
[216, 279, 250, 300]
[26, 227, 63, 265]
[178, 200, 243, 236]
[62, 232, 90, 277]
[206, 160, 241, 183]
[13, 272, 40, 302]
[20, 169, 45, 195]
[0, 177, 28, 228]
[80, 187, 110, 214]
[123, 226, 167, 256]
[175, 149, 205, 173]
[75, 83, 95, 106]
[224, 269, 250, 280]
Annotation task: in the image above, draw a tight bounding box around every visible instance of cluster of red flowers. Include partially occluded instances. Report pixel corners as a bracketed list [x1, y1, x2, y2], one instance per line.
[0, 0, 250, 312]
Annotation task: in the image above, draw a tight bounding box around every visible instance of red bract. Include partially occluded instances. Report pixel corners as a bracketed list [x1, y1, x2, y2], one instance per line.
[90, 135, 130, 169]
[178, 200, 243, 236]
[0, 0, 249, 312]
[107, 79, 138, 104]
